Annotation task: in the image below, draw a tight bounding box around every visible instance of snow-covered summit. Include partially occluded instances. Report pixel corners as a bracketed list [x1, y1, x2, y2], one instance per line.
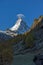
[9, 14, 29, 34]
[0, 14, 29, 40]
[10, 18, 22, 31]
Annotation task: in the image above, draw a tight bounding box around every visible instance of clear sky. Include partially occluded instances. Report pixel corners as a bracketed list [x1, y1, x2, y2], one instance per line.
[0, 0, 43, 30]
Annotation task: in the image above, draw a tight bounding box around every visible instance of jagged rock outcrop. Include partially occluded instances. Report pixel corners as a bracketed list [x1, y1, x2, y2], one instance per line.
[31, 16, 43, 49]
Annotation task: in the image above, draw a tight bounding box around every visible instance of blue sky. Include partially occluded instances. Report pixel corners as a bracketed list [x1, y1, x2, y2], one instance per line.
[0, 0, 43, 30]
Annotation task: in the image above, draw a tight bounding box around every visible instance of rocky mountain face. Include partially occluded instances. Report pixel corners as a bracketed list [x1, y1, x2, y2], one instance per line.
[0, 16, 43, 65]
[31, 16, 43, 49]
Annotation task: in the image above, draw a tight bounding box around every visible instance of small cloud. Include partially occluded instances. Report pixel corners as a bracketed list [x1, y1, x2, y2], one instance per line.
[17, 14, 25, 18]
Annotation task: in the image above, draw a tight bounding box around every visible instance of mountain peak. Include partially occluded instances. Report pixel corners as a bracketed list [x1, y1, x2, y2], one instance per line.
[9, 14, 29, 34]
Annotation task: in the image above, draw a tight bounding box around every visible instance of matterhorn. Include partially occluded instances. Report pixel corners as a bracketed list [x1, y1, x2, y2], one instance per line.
[0, 14, 29, 40]
[9, 14, 29, 34]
